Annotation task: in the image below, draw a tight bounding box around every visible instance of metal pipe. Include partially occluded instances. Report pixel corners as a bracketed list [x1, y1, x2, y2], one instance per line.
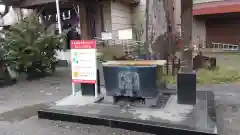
[56, 0, 62, 34]
[55, 0, 64, 61]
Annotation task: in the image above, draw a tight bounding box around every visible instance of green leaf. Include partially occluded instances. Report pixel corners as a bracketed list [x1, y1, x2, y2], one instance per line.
[3, 12, 66, 75]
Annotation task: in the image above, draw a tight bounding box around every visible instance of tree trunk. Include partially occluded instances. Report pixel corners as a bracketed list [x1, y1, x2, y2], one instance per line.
[180, 0, 193, 72]
[146, 0, 173, 60]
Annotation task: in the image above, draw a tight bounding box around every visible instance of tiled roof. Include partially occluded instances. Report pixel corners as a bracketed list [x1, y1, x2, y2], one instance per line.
[193, 0, 240, 15]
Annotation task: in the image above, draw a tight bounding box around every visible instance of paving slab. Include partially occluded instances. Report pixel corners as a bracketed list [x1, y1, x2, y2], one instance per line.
[39, 91, 217, 135]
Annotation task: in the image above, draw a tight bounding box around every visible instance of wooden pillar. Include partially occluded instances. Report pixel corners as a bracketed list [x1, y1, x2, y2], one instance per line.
[79, 2, 89, 39]
[145, 0, 150, 56]
[99, 2, 105, 33]
[166, 0, 174, 55]
[180, 0, 193, 72]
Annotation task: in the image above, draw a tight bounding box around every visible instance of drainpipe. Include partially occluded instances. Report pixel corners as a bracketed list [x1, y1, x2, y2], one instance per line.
[56, 0, 62, 34]
[99, 1, 104, 33]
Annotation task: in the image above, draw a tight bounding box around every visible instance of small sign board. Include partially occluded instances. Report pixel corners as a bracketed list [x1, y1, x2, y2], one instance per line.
[118, 29, 133, 40]
[70, 40, 97, 84]
[101, 32, 112, 40]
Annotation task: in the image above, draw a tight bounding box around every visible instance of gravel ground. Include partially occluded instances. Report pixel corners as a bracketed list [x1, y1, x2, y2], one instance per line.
[0, 67, 240, 135]
[0, 67, 72, 114]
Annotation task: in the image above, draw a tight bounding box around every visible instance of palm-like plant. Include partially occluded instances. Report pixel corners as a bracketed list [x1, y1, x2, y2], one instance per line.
[3, 13, 66, 79]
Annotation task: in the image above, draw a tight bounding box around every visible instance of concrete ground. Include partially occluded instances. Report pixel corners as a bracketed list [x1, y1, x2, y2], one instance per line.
[200, 84, 240, 135]
[0, 67, 152, 135]
[0, 67, 240, 135]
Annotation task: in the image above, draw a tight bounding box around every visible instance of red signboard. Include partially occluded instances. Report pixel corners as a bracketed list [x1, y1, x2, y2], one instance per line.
[71, 40, 97, 84]
[70, 40, 96, 49]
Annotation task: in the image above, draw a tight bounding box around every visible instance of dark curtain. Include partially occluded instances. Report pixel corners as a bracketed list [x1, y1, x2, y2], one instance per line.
[66, 27, 80, 49]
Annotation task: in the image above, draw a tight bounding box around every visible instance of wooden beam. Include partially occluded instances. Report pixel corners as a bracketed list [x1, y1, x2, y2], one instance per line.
[166, 0, 174, 55]
[79, 2, 89, 40]
[145, 0, 149, 56]
[181, 0, 193, 72]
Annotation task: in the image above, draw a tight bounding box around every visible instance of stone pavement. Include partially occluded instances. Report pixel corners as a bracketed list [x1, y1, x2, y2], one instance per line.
[0, 67, 240, 135]
[0, 67, 72, 114]
[0, 116, 152, 135]
[200, 84, 240, 135]
[0, 67, 152, 135]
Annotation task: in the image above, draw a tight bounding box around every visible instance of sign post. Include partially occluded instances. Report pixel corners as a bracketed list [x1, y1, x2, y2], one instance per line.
[70, 40, 98, 98]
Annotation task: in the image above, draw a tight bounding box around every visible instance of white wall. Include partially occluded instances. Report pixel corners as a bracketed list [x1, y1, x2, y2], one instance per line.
[110, 1, 132, 39]
[100, 0, 147, 41]
[192, 18, 206, 46]
[3, 7, 19, 25]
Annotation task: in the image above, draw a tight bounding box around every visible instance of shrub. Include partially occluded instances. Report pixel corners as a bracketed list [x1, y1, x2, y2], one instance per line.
[3, 13, 66, 79]
[98, 47, 125, 62]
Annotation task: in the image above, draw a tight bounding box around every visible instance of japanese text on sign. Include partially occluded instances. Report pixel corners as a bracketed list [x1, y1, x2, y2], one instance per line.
[71, 40, 97, 84]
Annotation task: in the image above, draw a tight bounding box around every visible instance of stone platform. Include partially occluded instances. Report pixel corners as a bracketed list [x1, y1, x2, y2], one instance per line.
[38, 91, 217, 135]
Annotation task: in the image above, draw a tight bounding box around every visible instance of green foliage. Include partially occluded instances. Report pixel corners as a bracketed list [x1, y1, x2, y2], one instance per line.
[3, 13, 66, 78]
[197, 66, 240, 84]
[167, 66, 240, 85]
[98, 47, 125, 62]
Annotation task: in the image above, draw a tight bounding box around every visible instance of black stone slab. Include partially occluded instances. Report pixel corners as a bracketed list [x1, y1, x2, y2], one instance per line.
[38, 91, 217, 135]
[103, 65, 159, 98]
[81, 69, 101, 96]
[177, 72, 197, 105]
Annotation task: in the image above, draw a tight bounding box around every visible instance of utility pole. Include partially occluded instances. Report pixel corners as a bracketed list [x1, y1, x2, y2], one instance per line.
[55, 0, 62, 34]
[180, 0, 193, 72]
